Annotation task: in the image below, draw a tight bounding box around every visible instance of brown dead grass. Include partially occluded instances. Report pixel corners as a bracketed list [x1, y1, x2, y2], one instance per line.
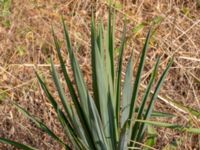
[0, 0, 200, 149]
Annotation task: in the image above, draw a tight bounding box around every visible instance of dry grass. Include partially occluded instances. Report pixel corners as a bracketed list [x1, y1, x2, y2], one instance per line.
[0, 0, 200, 149]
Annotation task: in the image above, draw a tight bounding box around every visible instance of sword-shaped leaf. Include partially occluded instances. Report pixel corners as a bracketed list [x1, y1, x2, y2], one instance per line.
[14, 103, 69, 148]
[87, 94, 108, 149]
[128, 29, 151, 123]
[108, 7, 115, 82]
[121, 51, 133, 128]
[0, 138, 38, 150]
[36, 72, 75, 149]
[118, 121, 129, 150]
[116, 22, 126, 127]
[52, 28, 95, 148]
[130, 58, 160, 143]
[50, 58, 73, 123]
[136, 119, 200, 134]
[91, 16, 116, 148]
[62, 17, 107, 149]
[91, 15, 100, 113]
[136, 58, 173, 141]
[62, 18, 90, 123]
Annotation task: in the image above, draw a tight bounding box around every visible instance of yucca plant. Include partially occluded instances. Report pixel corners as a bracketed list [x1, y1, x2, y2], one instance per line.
[0, 11, 176, 150]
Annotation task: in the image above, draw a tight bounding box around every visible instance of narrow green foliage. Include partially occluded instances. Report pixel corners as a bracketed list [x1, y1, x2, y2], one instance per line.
[91, 15, 100, 113]
[128, 29, 151, 124]
[108, 7, 115, 82]
[97, 21, 104, 58]
[150, 111, 175, 118]
[52, 28, 96, 149]
[91, 14, 117, 149]
[50, 57, 73, 122]
[2, 10, 198, 150]
[121, 51, 133, 128]
[0, 138, 38, 150]
[118, 121, 129, 150]
[135, 59, 173, 143]
[116, 22, 126, 127]
[14, 103, 69, 148]
[52, 28, 78, 103]
[86, 94, 108, 149]
[62, 17, 91, 125]
[136, 120, 200, 134]
[62, 17, 105, 150]
[145, 58, 173, 120]
[130, 58, 160, 143]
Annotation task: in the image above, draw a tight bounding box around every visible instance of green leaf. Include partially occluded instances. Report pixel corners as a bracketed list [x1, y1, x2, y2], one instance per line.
[104, 10, 118, 145]
[36, 72, 58, 110]
[145, 59, 173, 119]
[52, 28, 79, 104]
[14, 103, 68, 148]
[135, 119, 200, 134]
[134, 108, 175, 118]
[70, 107, 90, 149]
[62, 17, 90, 121]
[130, 58, 160, 143]
[57, 107, 87, 149]
[36, 72, 75, 149]
[107, 97, 117, 149]
[116, 22, 126, 127]
[56, 109, 81, 149]
[104, 11, 116, 130]
[91, 15, 100, 113]
[137, 58, 173, 141]
[136, 119, 181, 128]
[128, 29, 152, 124]
[97, 21, 104, 59]
[118, 121, 129, 150]
[107, 7, 115, 82]
[94, 41, 111, 146]
[0, 138, 37, 150]
[121, 51, 133, 128]
[91, 15, 116, 148]
[51, 58, 91, 148]
[36, 72, 73, 132]
[151, 111, 175, 118]
[63, 17, 108, 149]
[87, 94, 108, 149]
[50, 58, 73, 122]
[52, 28, 94, 148]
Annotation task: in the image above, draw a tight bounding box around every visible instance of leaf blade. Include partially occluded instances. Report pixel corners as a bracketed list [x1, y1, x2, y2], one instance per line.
[116, 22, 126, 127]
[0, 138, 38, 150]
[121, 51, 133, 128]
[137, 58, 173, 141]
[130, 58, 160, 142]
[14, 103, 68, 148]
[128, 29, 152, 124]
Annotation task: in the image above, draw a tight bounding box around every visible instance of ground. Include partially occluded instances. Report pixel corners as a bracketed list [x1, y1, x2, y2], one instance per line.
[0, 0, 200, 149]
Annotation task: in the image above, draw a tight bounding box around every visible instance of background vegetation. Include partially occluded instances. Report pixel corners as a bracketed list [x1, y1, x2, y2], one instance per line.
[0, 0, 200, 149]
